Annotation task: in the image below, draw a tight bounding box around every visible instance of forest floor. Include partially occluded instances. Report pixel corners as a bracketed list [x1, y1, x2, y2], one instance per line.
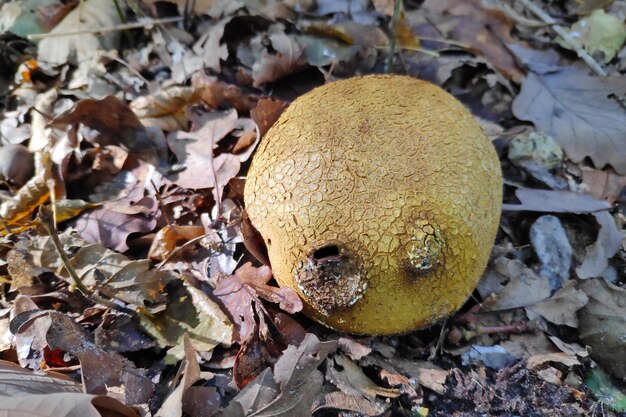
[0, 0, 625, 416]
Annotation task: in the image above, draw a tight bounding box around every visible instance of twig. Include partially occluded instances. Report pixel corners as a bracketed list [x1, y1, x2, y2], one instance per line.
[385, 0, 403, 73]
[517, 0, 606, 76]
[151, 180, 171, 226]
[156, 233, 213, 270]
[38, 205, 115, 308]
[376, 44, 440, 58]
[27, 16, 183, 40]
[415, 36, 470, 49]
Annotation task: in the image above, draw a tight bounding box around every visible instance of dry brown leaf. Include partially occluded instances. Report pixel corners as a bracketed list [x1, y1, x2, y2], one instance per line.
[154, 334, 202, 417]
[527, 281, 589, 327]
[70, 198, 158, 253]
[0, 392, 139, 417]
[327, 354, 400, 401]
[148, 225, 206, 261]
[0, 168, 51, 231]
[526, 352, 580, 369]
[503, 188, 611, 213]
[372, 0, 394, 15]
[486, 257, 552, 310]
[130, 86, 203, 130]
[581, 167, 626, 204]
[577, 278, 626, 380]
[192, 18, 230, 73]
[167, 110, 244, 190]
[191, 73, 257, 113]
[250, 98, 288, 138]
[222, 334, 337, 417]
[512, 66, 626, 174]
[576, 211, 622, 279]
[422, 0, 525, 82]
[212, 263, 302, 344]
[52, 96, 161, 165]
[312, 391, 389, 416]
[37, 0, 121, 65]
[252, 30, 308, 87]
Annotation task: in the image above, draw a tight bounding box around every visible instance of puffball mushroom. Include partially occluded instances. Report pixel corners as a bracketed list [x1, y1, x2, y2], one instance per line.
[244, 75, 502, 335]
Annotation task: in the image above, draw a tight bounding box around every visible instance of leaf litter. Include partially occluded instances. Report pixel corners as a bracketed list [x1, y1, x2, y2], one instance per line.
[0, 0, 625, 416]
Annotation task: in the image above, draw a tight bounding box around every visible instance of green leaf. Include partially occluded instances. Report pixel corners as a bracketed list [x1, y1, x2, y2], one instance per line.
[585, 368, 626, 412]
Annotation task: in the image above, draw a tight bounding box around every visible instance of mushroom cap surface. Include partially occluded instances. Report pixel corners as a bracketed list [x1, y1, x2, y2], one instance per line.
[244, 74, 502, 335]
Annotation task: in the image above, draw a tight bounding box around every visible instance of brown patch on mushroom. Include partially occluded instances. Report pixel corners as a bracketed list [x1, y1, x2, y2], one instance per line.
[403, 220, 447, 282]
[294, 243, 367, 315]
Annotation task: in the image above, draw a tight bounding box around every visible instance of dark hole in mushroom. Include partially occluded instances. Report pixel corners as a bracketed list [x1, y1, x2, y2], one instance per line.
[312, 245, 340, 261]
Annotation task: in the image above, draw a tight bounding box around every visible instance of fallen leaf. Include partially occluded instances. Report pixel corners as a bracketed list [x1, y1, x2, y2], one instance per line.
[326, 354, 400, 401]
[503, 188, 611, 213]
[566, 10, 626, 63]
[167, 110, 244, 190]
[1, 0, 74, 37]
[512, 66, 626, 174]
[576, 211, 623, 279]
[0, 163, 52, 230]
[95, 312, 156, 353]
[10, 310, 154, 404]
[577, 278, 626, 380]
[130, 86, 203, 131]
[461, 345, 519, 369]
[336, 336, 372, 361]
[536, 367, 562, 385]
[312, 391, 389, 416]
[217, 368, 279, 416]
[51, 96, 162, 165]
[220, 333, 337, 417]
[145, 282, 233, 363]
[507, 44, 561, 75]
[37, 0, 121, 65]
[507, 132, 563, 168]
[148, 225, 206, 261]
[251, 29, 308, 87]
[547, 335, 589, 358]
[499, 332, 555, 360]
[0, 392, 139, 417]
[192, 17, 231, 73]
[384, 357, 448, 394]
[421, 0, 525, 82]
[0, 359, 82, 395]
[233, 328, 272, 389]
[182, 386, 221, 417]
[580, 167, 626, 204]
[526, 352, 580, 369]
[154, 334, 201, 417]
[250, 98, 288, 138]
[70, 198, 158, 253]
[527, 281, 589, 327]
[191, 73, 257, 113]
[486, 257, 552, 310]
[212, 263, 302, 344]
[585, 368, 626, 412]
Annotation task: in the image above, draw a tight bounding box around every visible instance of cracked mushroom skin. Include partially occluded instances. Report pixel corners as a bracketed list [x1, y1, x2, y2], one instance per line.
[244, 75, 502, 335]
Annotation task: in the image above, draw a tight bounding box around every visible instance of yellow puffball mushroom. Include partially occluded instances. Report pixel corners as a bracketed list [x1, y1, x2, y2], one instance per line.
[244, 75, 502, 335]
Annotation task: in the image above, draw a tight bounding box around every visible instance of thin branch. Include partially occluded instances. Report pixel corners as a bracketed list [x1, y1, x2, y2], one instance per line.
[376, 44, 440, 58]
[517, 0, 606, 76]
[385, 0, 403, 73]
[27, 16, 183, 40]
[39, 205, 112, 307]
